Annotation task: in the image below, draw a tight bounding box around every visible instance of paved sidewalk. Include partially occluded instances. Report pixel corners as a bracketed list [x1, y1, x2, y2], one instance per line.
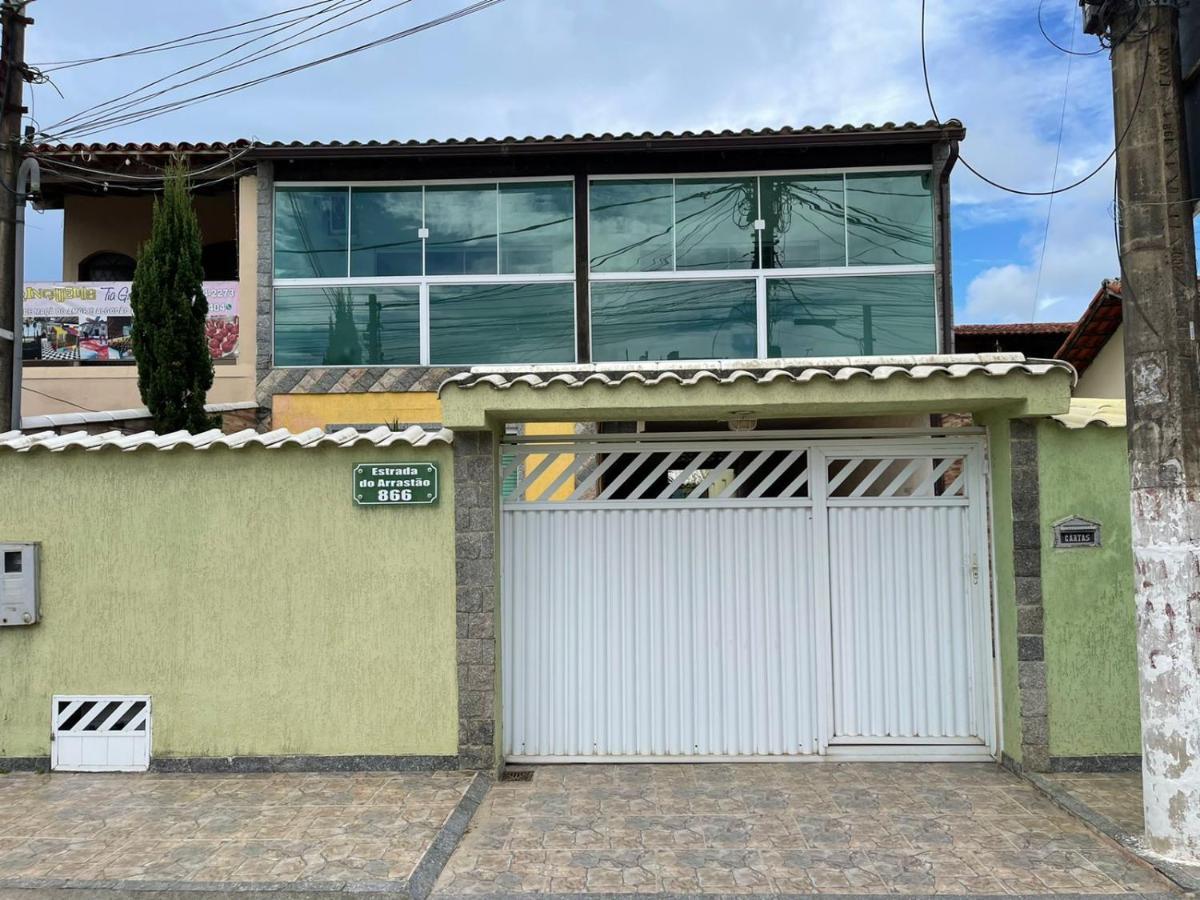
[434, 763, 1176, 895]
[0, 770, 479, 894]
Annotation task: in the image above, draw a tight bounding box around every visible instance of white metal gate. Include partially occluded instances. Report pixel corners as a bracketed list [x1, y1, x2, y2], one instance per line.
[500, 431, 995, 762]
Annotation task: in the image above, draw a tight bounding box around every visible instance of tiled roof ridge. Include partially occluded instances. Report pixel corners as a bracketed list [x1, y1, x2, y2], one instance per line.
[0, 424, 453, 452]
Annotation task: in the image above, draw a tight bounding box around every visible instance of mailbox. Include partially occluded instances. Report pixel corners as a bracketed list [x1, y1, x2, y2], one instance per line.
[1053, 517, 1101, 549]
[0, 542, 39, 626]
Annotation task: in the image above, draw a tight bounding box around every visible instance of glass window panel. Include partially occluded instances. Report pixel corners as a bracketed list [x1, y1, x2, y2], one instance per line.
[760, 175, 846, 268]
[766, 275, 937, 358]
[350, 187, 423, 276]
[273, 286, 420, 367]
[846, 173, 934, 265]
[429, 282, 574, 365]
[591, 280, 757, 362]
[274, 187, 348, 278]
[674, 177, 758, 270]
[499, 182, 574, 274]
[589, 179, 674, 272]
[425, 185, 498, 276]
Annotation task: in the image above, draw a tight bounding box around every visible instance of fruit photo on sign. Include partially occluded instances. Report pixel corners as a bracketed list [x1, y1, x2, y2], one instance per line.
[205, 315, 239, 359]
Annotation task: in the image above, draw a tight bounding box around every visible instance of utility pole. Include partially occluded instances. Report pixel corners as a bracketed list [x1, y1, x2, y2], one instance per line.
[1085, 0, 1200, 861]
[0, 0, 30, 430]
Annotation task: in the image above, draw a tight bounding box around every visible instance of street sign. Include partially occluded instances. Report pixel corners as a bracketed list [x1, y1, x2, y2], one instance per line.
[353, 462, 439, 506]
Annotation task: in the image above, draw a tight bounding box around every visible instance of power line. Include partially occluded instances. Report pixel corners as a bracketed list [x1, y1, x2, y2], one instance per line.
[32, 0, 342, 71]
[1037, 0, 1106, 56]
[1031, 14, 1077, 321]
[920, 0, 1151, 197]
[36, 0, 506, 143]
[43, 0, 379, 139]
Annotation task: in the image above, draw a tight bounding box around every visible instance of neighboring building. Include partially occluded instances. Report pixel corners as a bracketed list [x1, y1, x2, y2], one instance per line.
[954, 321, 1074, 358]
[1056, 280, 1125, 399]
[26, 141, 256, 419]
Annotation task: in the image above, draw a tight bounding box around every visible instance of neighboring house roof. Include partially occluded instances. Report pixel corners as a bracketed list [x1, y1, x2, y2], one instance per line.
[29, 120, 965, 160]
[1053, 397, 1127, 429]
[953, 322, 1075, 358]
[0, 424, 452, 452]
[1055, 280, 1123, 375]
[438, 354, 1074, 394]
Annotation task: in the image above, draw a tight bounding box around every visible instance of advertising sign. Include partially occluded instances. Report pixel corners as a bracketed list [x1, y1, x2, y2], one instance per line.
[353, 463, 439, 506]
[21, 281, 239, 363]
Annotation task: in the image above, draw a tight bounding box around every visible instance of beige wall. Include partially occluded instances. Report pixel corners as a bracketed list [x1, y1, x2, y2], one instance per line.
[1075, 324, 1126, 399]
[23, 177, 258, 418]
[61, 192, 236, 279]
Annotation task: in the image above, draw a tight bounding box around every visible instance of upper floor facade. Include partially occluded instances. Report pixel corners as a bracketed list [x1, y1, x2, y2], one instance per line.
[27, 120, 964, 425]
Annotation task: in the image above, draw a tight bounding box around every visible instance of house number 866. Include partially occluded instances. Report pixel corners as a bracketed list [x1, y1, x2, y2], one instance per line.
[379, 488, 413, 502]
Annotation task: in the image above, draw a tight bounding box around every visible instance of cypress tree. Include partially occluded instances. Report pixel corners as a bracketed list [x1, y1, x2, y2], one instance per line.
[130, 159, 214, 433]
[323, 289, 362, 365]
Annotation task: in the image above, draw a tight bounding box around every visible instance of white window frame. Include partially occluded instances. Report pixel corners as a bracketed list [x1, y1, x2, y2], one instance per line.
[585, 166, 939, 359]
[272, 177, 578, 367]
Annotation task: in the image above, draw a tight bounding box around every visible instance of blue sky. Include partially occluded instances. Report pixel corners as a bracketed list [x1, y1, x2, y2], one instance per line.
[22, 0, 1118, 324]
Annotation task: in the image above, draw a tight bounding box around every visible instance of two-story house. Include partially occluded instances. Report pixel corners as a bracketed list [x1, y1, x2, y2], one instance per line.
[25, 122, 1084, 766]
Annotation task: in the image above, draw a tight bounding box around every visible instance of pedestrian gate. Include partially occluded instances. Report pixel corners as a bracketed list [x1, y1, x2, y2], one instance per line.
[499, 432, 995, 762]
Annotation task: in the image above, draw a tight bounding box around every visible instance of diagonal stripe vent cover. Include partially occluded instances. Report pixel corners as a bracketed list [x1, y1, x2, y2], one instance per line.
[51, 695, 150, 772]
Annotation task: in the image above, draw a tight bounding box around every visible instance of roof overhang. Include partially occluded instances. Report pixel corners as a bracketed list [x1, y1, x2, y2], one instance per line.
[437, 354, 1075, 430]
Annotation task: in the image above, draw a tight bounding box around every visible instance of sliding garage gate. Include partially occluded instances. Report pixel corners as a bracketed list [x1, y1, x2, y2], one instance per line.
[500, 432, 996, 762]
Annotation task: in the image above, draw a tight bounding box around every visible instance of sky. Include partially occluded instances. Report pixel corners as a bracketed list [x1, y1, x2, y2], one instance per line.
[20, 0, 1120, 325]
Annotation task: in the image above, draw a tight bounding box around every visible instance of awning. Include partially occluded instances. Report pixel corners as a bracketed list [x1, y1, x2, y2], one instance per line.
[438, 354, 1075, 429]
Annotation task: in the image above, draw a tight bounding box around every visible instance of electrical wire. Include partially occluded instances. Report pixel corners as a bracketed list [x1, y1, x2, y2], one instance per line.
[1038, 0, 1106, 56]
[921, 0, 1151, 197]
[1030, 14, 1078, 321]
[36, 161, 257, 194]
[30, 147, 255, 182]
[32, 0, 342, 71]
[35, 0, 505, 143]
[42, 0, 379, 139]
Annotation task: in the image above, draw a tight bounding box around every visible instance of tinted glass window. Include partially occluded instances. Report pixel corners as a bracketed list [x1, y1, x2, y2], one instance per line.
[425, 185, 498, 276]
[274, 286, 420, 366]
[499, 182, 574, 274]
[589, 179, 674, 272]
[350, 187, 423, 277]
[766, 275, 937, 357]
[846, 173, 934, 266]
[674, 177, 758, 270]
[274, 188, 348, 278]
[428, 282, 575, 364]
[760, 175, 846, 268]
[591, 280, 757, 362]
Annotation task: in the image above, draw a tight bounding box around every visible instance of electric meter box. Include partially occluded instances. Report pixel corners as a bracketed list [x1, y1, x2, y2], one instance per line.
[0, 542, 39, 626]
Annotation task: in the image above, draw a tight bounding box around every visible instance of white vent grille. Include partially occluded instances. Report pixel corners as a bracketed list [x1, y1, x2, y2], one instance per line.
[51, 695, 150, 772]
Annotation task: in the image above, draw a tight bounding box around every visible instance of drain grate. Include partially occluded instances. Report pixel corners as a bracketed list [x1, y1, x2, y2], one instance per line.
[500, 767, 534, 783]
[52, 695, 150, 772]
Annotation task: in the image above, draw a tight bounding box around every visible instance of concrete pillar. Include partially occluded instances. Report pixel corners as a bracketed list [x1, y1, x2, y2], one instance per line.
[1109, 1, 1200, 861]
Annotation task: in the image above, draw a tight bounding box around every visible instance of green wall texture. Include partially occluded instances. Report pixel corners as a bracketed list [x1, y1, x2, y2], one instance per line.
[1037, 422, 1141, 758]
[0, 443, 458, 761]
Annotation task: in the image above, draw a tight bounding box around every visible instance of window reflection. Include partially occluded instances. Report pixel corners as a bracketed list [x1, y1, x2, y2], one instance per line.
[274, 286, 420, 367]
[425, 186, 498, 276]
[351, 188, 423, 277]
[766, 275, 936, 357]
[846, 174, 934, 266]
[760, 175, 846, 268]
[499, 182, 574, 274]
[591, 280, 757, 362]
[429, 282, 575, 365]
[274, 188, 348, 278]
[674, 178, 757, 270]
[589, 180, 674, 272]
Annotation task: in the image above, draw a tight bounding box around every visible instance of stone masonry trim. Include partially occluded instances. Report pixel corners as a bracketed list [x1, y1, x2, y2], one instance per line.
[453, 430, 497, 770]
[1010, 418, 1049, 772]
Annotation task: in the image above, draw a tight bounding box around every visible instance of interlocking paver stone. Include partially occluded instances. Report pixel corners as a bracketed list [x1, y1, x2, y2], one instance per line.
[0, 769, 473, 891]
[434, 762, 1178, 895]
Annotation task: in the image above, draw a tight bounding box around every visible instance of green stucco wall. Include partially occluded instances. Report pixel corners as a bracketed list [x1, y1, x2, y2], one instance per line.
[1037, 422, 1140, 758]
[983, 414, 1022, 762]
[0, 443, 458, 761]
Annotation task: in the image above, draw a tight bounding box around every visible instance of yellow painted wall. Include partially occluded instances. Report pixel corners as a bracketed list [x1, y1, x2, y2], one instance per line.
[273, 392, 443, 432]
[1075, 325, 1126, 400]
[522, 422, 577, 500]
[23, 176, 259, 418]
[0, 443, 458, 760]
